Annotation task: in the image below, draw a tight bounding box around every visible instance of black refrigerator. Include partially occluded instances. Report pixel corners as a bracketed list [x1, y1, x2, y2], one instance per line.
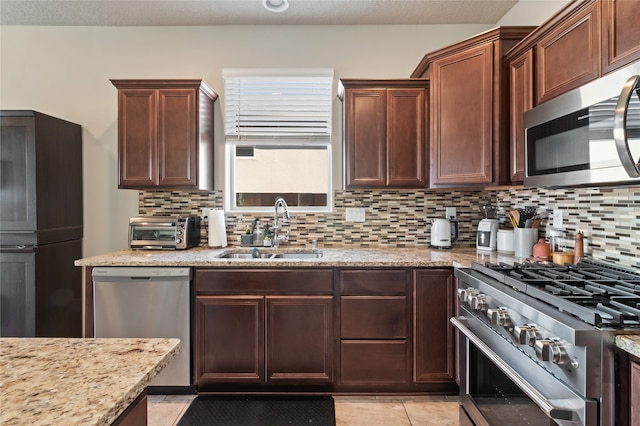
[0, 110, 83, 337]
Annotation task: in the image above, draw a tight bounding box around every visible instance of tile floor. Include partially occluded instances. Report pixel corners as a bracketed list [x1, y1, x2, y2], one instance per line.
[148, 394, 460, 425]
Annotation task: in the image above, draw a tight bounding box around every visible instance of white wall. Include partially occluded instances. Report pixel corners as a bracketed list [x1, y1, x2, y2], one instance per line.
[0, 2, 567, 257]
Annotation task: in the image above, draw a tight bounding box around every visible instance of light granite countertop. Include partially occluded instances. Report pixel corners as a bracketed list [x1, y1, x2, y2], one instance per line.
[615, 334, 640, 359]
[75, 246, 518, 268]
[0, 338, 180, 426]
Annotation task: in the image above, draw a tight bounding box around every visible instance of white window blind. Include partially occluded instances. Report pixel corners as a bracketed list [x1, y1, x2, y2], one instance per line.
[223, 68, 333, 141]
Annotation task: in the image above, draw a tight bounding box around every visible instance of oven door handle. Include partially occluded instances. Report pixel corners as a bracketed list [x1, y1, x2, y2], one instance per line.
[451, 317, 578, 422]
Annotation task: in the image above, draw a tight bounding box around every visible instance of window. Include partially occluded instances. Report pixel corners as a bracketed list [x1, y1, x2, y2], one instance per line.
[223, 68, 333, 213]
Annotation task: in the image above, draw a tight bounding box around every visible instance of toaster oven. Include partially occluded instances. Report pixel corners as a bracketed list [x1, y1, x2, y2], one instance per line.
[128, 216, 201, 250]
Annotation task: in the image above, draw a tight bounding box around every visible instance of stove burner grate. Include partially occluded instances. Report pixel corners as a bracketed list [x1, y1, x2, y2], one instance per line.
[472, 259, 640, 328]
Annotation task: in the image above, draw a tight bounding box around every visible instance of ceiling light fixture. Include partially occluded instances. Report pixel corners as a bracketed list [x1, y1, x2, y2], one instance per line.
[262, 0, 289, 13]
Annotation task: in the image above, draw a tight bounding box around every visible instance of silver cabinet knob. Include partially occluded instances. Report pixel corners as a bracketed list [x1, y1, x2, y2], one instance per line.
[534, 338, 569, 365]
[514, 324, 541, 346]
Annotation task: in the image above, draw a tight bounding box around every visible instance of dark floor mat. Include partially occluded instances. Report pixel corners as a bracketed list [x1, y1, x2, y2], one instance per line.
[176, 395, 336, 425]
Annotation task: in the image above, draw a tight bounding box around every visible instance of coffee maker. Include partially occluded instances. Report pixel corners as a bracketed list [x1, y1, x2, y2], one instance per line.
[476, 205, 499, 251]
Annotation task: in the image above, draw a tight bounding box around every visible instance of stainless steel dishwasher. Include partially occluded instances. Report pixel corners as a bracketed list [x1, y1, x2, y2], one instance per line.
[92, 267, 191, 388]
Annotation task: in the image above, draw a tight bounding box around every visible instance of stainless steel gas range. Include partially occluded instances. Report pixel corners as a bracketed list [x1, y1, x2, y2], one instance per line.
[453, 259, 640, 426]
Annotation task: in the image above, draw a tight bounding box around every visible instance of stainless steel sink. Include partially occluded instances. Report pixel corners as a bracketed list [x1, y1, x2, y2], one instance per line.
[217, 250, 323, 259]
[277, 252, 323, 259]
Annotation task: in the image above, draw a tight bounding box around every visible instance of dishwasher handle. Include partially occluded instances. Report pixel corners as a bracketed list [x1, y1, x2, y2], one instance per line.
[92, 267, 191, 282]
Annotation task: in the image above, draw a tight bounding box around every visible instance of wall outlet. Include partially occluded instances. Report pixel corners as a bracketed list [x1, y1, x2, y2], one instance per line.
[553, 209, 563, 229]
[445, 207, 456, 220]
[202, 208, 211, 221]
[345, 207, 366, 222]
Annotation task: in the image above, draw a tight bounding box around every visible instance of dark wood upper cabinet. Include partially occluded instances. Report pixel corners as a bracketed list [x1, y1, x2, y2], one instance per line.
[505, 0, 640, 184]
[339, 79, 428, 189]
[507, 49, 534, 183]
[601, 0, 640, 73]
[535, 1, 600, 104]
[412, 27, 534, 187]
[110, 79, 217, 190]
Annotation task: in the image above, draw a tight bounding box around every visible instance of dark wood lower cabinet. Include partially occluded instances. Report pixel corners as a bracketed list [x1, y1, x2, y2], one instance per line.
[340, 340, 408, 385]
[193, 267, 457, 394]
[195, 296, 264, 384]
[267, 296, 334, 383]
[194, 269, 334, 391]
[112, 390, 147, 426]
[413, 269, 456, 384]
[615, 347, 640, 426]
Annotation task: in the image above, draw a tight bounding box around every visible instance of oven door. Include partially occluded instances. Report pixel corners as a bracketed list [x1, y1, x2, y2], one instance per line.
[452, 310, 598, 426]
[128, 221, 177, 249]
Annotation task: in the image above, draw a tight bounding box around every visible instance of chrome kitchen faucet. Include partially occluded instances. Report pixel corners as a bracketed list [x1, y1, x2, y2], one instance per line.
[273, 197, 290, 248]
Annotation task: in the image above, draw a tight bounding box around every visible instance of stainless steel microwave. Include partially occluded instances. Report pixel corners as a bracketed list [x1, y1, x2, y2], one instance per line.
[524, 61, 640, 187]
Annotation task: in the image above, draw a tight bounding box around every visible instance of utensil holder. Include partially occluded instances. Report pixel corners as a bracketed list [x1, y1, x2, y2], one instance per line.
[514, 228, 538, 258]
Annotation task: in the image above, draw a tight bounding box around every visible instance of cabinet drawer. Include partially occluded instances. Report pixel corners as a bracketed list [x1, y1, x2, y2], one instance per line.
[341, 297, 407, 339]
[339, 269, 407, 295]
[195, 269, 333, 294]
[340, 340, 408, 384]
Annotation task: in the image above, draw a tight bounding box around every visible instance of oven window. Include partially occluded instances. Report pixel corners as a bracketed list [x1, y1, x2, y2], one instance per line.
[131, 227, 176, 242]
[468, 345, 559, 426]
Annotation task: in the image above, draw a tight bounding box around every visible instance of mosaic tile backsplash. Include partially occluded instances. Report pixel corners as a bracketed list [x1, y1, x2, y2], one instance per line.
[139, 185, 639, 268]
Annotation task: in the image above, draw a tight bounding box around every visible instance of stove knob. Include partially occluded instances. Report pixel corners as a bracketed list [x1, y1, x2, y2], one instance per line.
[457, 287, 476, 302]
[469, 294, 487, 311]
[534, 338, 569, 365]
[487, 307, 512, 327]
[514, 325, 541, 346]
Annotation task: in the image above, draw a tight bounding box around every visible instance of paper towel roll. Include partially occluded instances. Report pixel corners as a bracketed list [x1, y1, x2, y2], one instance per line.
[208, 210, 228, 248]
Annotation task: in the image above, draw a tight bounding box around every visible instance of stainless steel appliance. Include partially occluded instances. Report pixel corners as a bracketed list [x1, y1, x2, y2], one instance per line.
[92, 267, 192, 389]
[0, 111, 83, 337]
[430, 217, 459, 249]
[453, 259, 640, 425]
[524, 61, 640, 187]
[129, 216, 200, 250]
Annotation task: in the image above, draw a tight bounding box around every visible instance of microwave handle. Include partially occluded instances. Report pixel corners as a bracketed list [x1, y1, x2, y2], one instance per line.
[613, 74, 640, 178]
[451, 316, 578, 422]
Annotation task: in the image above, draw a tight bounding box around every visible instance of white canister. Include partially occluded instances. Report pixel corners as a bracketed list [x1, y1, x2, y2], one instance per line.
[497, 229, 514, 254]
[513, 228, 539, 259]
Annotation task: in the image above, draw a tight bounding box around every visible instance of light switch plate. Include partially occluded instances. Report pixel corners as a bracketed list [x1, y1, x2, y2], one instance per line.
[345, 207, 366, 222]
[445, 207, 456, 220]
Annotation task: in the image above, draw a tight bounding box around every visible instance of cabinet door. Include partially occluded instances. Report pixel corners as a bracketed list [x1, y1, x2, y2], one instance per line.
[413, 269, 455, 383]
[194, 296, 264, 386]
[340, 340, 408, 385]
[157, 89, 198, 187]
[341, 296, 407, 339]
[387, 88, 427, 187]
[632, 358, 640, 425]
[430, 43, 494, 185]
[535, 1, 600, 104]
[118, 89, 158, 188]
[0, 251, 35, 336]
[508, 49, 534, 183]
[601, 0, 640, 74]
[344, 89, 387, 188]
[0, 117, 36, 233]
[266, 296, 333, 383]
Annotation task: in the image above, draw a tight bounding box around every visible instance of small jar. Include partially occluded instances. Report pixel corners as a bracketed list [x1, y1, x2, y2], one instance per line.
[546, 227, 565, 255]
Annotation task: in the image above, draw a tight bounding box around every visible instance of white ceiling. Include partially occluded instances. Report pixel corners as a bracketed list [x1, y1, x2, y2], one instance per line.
[0, 0, 521, 26]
